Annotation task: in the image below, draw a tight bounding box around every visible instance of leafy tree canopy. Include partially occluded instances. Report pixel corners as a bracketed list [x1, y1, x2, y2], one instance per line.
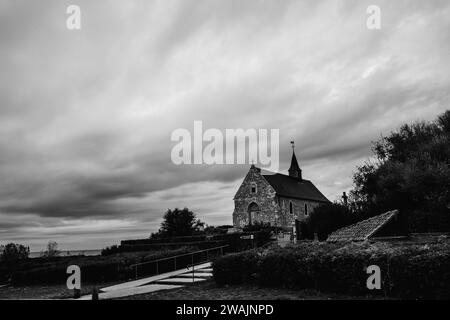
[304, 202, 354, 240]
[350, 110, 450, 231]
[155, 207, 205, 238]
[40, 241, 60, 258]
[0, 243, 30, 263]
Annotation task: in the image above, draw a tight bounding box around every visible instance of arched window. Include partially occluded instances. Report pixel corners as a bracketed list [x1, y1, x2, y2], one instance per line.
[289, 201, 294, 214]
[250, 182, 257, 194]
[304, 204, 308, 216]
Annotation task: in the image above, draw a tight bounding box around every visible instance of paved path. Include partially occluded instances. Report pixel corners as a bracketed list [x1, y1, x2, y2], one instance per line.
[78, 262, 213, 300]
[155, 277, 207, 284]
[177, 272, 213, 278]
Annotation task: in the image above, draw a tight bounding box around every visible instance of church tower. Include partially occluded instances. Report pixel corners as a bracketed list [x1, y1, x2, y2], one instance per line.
[288, 141, 302, 181]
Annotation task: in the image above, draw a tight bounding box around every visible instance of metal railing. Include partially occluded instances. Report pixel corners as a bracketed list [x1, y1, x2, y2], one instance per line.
[129, 245, 229, 280]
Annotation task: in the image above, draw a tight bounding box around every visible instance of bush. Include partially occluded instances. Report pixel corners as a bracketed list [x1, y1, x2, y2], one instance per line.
[304, 203, 355, 241]
[298, 220, 314, 240]
[213, 250, 260, 285]
[0, 243, 30, 263]
[213, 240, 450, 299]
[40, 241, 60, 258]
[101, 245, 122, 256]
[122, 230, 274, 253]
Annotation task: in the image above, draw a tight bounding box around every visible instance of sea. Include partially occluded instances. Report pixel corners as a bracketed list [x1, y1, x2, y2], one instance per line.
[29, 249, 102, 258]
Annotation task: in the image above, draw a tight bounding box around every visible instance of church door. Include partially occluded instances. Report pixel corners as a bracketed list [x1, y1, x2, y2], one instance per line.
[247, 202, 260, 225]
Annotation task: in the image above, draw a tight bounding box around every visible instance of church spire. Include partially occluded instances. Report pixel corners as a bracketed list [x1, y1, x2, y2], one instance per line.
[288, 141, 302, 180]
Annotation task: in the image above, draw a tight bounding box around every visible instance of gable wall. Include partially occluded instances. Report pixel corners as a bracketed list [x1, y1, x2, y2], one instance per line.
[233, 166, 279, 228]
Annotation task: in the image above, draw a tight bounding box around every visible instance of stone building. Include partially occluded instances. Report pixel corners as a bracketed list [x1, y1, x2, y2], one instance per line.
[232, 150, 330, 230]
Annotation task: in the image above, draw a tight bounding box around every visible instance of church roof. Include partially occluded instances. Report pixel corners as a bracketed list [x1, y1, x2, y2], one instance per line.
[262, 173, 330, 203]
[327, 210, 399, 242]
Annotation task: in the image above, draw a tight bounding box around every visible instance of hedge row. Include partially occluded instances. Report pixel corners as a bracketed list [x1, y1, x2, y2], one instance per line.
[212, 241, 450, 299]
[121, 230, 273, 253]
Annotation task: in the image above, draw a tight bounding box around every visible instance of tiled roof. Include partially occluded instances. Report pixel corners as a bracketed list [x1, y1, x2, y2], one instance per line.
[262, 173, 330, 203]
[327, 210, 399, 242]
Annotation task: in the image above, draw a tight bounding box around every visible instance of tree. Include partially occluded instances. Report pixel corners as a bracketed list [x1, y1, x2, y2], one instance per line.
[0, 243, 30, 262]
[350, 110, 450, 231]
[40, 241, 60, 258]
[157, 207, 205, 237]
[305, 202, 354, 241]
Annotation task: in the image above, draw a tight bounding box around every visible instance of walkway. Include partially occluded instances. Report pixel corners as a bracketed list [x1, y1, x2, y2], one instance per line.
[78, 262, 213, 300]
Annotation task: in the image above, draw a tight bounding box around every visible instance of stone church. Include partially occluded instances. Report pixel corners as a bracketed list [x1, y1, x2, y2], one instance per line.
[232, 149, 330, 230]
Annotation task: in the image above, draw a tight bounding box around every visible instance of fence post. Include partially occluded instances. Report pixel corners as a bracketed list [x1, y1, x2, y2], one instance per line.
[156, 261, 159, 275]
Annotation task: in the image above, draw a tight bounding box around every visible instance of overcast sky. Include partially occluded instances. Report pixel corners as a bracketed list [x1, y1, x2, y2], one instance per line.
[0, 0, 449, 251]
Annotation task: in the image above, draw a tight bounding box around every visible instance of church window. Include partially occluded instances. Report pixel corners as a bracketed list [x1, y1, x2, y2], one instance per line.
[304, 204, 308, 216]
[250, 183, 257, 194]
[289, 201, 294, 214]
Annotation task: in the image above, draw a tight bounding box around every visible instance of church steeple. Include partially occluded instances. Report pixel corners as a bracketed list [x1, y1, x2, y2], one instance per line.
[288, 141, 302, 180]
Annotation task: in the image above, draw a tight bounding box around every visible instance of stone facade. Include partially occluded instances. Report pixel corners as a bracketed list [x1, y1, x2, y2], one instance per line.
[232, 165, 325, 230]
[233, 165, 279, 227]
[277, 197, 322, 229]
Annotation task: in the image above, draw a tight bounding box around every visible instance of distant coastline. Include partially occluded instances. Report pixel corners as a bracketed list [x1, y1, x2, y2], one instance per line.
[29, 249, 102, 258]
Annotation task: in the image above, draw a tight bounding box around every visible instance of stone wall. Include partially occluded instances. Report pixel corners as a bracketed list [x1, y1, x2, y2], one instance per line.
[278, 197, 322, 228]
[233, 165, 279, 228]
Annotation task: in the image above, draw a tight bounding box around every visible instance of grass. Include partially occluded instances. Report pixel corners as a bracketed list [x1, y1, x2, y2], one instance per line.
[0, 279, 390, 300]
[0, 281, 118, 300]
[113, 280, 390, 300]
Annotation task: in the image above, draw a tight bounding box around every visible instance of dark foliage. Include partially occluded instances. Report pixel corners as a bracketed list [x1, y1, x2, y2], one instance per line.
[349, 110, 450, 232]
[0, 243, 30, 263]
[298, 220, 314, 240]
[242, 221, 283, 234]
[153, 207, 205, 238]
[101, 245, 122, 256]
[303, 203, 355, 240]
[213, 241, 450, 299]
[123, 229, 273, 253]
[212, 250, 260, 285]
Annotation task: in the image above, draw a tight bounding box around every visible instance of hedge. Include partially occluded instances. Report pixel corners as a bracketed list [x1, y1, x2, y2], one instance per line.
[121, 230, 273, 253]
[212, 241, 450, 299]
[213, 250, 260, 285]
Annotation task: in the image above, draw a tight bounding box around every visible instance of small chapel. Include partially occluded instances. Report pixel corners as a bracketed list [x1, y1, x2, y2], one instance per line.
[232, 144, 330, 230]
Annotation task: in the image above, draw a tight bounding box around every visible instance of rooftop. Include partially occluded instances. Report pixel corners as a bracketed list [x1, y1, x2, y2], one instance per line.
[262, 172, 329, 203]
[327, 210, 399, 242]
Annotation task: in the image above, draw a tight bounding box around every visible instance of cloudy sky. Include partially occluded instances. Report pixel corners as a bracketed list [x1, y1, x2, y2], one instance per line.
[0, 0, 449, 251]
